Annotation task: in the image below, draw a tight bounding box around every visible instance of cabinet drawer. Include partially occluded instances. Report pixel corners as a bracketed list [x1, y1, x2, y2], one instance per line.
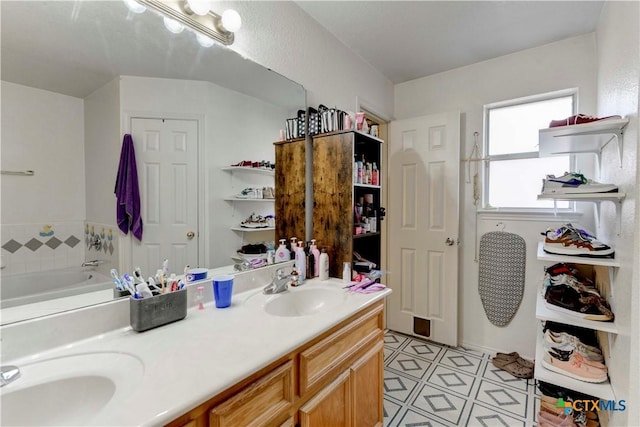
[209, 361, 294, 427]
[300, 302, 383, 394]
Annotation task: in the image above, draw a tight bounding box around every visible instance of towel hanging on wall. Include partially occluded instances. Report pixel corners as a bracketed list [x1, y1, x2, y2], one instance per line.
[115, 134, 143, 241]
[478, 231, 526, 327]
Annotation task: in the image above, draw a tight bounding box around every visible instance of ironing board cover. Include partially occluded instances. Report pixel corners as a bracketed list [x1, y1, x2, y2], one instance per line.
[478, 231, 526, 327]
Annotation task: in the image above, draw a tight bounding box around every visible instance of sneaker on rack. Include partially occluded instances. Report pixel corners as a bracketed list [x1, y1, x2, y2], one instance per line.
[230, 160, 252, 167]
[543, 285, 614, 321]
[542, 351, 608, 383]
[541, 172, 617, 195]
[262, 187, 275, 199]
[543, 330, 603, 362]
[235, 188, 258, 199]
[542, 224, 614, 258]
[548, 114, 622, 128]
[240, 213, 268, 228]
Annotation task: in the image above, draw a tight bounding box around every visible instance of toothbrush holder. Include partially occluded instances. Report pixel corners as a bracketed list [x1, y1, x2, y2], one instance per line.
[129, 288, 187, 332]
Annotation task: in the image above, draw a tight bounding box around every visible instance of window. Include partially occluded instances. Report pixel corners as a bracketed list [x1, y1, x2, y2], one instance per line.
[484, 91, 576, 209]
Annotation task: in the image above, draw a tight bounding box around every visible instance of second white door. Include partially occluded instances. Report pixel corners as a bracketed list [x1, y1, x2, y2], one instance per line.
[130, 117, 199, 276]
[387, 112, 460, 346]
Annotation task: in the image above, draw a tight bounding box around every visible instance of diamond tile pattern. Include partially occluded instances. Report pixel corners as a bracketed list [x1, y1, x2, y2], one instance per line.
[24, 238, 44, 251]
[2, 239, 22, 253]
[65, 235, 81, 248]
[45, 237, 63, 249]
[384, 330, 538, 427]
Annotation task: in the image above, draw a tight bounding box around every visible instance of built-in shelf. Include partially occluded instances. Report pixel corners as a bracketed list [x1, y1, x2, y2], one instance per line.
[230, 226, 275, 233]
[353, 232, 381, 239]
[537, 193, 625, 232]
[538, 117, 629, 168]
[224, 197, 275, 202]
[221, 166, 275, 176]
[536, 242, 620, 268]
[534, 330, 615, 401]
[535, 292, 619, 334]
[354, 183, 381, 189]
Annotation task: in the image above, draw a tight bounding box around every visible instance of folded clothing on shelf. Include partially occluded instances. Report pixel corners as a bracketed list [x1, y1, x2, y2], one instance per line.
[548, 114, 621, 128]
[541, 172, 618, 195]
[542, 224, 614, 258]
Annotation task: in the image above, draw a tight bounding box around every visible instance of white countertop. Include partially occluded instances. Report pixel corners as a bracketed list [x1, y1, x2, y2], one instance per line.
[1, 277, 390, 426]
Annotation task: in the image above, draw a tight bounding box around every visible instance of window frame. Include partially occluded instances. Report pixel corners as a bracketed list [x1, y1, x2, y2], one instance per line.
[482, 89, 578, 212]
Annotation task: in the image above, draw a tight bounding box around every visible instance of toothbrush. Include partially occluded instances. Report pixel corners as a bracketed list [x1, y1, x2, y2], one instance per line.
[110, 269, 125, 291]
[162, 259, 169, 276]
[133, 267, 146, 284]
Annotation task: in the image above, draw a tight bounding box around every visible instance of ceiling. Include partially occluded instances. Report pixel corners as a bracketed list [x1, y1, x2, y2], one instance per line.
[296, 1, 605, 84]
[0, 1, 303, 107]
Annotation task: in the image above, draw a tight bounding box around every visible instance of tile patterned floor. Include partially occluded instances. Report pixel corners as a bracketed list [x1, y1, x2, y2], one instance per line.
[384, 330, 540, 427]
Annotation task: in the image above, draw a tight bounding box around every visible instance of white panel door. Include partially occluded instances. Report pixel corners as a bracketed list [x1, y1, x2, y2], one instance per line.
[130, 118, 199, 276]
[387, 112, 460, 346]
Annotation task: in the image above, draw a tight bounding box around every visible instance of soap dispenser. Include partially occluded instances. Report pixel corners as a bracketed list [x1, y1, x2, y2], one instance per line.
[289, 237, 298, 260]
[310, 239, 321, 277]
[275, 239, 290, 263]
[295, 244, 306, 281]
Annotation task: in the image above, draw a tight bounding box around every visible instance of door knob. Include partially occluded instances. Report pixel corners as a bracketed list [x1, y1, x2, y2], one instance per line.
[445, 237, 455, 246]
[186, 231, 195, 240]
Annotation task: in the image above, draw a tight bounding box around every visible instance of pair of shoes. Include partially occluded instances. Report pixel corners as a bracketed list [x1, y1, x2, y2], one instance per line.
[240, 213, 269, 228]
[541, 172, 617, 195]
[542, 224, 614, 258]
[543, 284, 614, 321]
[230, 160, 252, 167]
[542, 351, 608, 383]
[548, 114, 621, 128]
[491, 352, 534, 378]
[544, 330, 603, 362]
[543, 321, 599, 348]
[235, 188, 262, 199]
[262, 187, 275, 198]
[537, 410, 578, 427]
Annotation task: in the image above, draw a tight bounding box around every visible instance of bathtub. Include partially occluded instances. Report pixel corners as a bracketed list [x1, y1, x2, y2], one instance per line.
[0, 268, 112, 309]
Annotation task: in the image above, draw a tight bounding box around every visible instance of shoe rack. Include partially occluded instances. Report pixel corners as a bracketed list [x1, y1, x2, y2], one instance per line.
[221, 166, 276, 232]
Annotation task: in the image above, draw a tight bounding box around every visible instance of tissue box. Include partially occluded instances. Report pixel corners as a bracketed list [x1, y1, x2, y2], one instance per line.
[129, 289, 187, 332]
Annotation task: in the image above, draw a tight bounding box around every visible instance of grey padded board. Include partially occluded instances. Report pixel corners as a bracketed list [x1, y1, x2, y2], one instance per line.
[478, 231, 526, 327]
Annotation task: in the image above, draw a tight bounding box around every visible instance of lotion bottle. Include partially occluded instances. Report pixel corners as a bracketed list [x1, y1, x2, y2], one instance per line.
[275, 239, 290, 263]
[295, 245, 306, 281]
[319, 248, 329, 281]
[342, 262, 351, 282]
[310, 239, 321, 277]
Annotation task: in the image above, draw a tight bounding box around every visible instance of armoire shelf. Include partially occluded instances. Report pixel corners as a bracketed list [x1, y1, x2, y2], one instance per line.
[534, 331, 615, 401]
[538, 117, 629, 169]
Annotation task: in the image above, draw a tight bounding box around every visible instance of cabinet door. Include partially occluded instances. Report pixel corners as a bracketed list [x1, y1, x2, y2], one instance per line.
[299, 370, 351, 427]
[312, 133, 354, 276]
[350, 341, 384, 427]
[275, 139, 306, 242]
[209, 361, 294, 427]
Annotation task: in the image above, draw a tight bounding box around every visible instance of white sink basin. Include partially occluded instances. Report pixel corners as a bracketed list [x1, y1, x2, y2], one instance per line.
[262, 286, 347, 317]
[1, 351, 144, 426]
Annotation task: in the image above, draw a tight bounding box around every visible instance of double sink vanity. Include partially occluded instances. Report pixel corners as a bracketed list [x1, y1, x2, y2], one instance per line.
[0, 263, 391, 426]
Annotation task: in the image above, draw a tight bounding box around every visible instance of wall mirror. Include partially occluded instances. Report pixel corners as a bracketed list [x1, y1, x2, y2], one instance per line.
[1, 0, 305, 325]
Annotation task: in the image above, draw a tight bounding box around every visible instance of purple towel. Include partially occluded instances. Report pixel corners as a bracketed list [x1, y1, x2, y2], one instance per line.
[115, 134, 143, 241]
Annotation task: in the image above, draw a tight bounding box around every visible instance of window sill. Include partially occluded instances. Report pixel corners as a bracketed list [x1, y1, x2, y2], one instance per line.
[476, 209, 584, 222]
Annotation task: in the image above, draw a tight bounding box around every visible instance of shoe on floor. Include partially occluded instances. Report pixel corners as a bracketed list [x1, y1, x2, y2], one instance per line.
[494, 351, 534, 369]
[541, 172, 617, 195]
[491, 355, 534, 379]
[542, 224, 614, 258]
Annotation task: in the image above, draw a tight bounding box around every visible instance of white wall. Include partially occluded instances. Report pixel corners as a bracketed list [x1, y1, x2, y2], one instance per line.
[1, 82, 86, 274]
[119, 76, 289, 268]
[394, 34, 598, 358]
[217, 1, 394, 118]
[595, 2, 639, 424]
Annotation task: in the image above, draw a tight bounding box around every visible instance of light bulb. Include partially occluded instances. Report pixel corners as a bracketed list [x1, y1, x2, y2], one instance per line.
[221, 9, 241, 32]
[163, 17, 185, 34]
[196, 33, 215, 47]
[185, 0, 211, 16]
[123, 0, 146, 14]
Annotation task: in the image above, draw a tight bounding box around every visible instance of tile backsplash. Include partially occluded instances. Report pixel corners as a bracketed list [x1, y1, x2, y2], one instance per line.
[1, 222, 118, 275]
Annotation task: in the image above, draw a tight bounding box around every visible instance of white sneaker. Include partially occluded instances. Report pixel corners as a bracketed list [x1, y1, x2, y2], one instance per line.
[541, 172, 617, 195]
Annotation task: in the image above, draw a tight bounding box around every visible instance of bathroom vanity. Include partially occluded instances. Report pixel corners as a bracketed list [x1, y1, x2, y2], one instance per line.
[0, 266, 390, 427]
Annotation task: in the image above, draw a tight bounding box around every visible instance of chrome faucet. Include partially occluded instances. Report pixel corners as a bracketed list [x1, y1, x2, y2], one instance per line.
[263, 267, 293, 294]
[82, 259, 105, 267]
[1, 366, 20, 387]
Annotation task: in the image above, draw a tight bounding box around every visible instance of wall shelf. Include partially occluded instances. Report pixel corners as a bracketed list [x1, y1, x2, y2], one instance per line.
[221, 166, 275, 177]
[538, 117, 629, 169]
[537, 193, 625, 233]
[224, 197, 275, 202]
[230, 226, 275, 233]
[536, 242, 620, 268]
[535, 292, 619, 334]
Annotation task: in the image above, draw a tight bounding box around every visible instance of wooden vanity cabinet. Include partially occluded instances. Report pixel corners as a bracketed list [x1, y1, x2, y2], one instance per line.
[166, 301, 384, 427]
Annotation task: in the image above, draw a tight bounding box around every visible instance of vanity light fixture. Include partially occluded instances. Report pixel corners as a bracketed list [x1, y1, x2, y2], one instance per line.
[133, 0, 241, 46]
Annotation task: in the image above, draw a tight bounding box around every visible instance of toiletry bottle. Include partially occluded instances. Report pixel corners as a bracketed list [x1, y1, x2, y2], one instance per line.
[319, 248, 329, 281]
[196, 286, 204, 310]
[290, 237, 298, 260]
[372, 162, 379, 186]
[357, 159, 363, 184]
[295, 244, 306, 281]
[343, 262, 352, 282]
[275, 239, 290, 263]
[310, 239, 321, 277]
